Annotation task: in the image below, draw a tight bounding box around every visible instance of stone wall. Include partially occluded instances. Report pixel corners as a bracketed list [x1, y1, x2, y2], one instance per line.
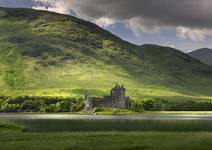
[85, 84, 130, 110]
[91, 96, 129, 109]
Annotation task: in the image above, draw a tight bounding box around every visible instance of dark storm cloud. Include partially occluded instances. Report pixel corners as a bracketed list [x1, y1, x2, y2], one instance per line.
[2, 0, 212, 29]
[67, 0, 212, 29]
[1, 0, 212, 29]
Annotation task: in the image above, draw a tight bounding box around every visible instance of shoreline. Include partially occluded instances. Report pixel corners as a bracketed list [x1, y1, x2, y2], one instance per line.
[2, 111, 212, 115]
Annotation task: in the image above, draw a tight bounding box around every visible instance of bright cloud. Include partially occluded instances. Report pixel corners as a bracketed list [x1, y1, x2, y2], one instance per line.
[32, 0, 74, 15]
[127, 17, 160, 37]
[177, 26, 212, 41]
[95, 17, 115, 27]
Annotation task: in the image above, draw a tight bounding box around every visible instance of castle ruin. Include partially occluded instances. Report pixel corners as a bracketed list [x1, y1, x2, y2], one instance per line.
[85, 84, 129, 110]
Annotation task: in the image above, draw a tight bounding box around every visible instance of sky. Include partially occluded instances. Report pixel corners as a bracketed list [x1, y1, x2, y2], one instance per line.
[1, 0, 212, 52]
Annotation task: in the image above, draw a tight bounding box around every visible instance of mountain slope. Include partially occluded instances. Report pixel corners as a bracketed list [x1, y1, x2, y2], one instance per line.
[188, 48, 212, 67]
[0, 7, 212, 101]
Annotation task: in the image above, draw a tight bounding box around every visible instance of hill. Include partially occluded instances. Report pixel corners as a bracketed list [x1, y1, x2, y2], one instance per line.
[188, 48, 212, 67]
[0, 7, 212, 101]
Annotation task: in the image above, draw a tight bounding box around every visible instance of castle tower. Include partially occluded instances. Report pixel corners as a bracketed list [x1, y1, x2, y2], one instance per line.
[110, 84, 127, 108]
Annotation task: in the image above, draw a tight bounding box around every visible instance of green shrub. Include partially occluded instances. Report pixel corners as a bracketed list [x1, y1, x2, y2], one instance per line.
[93, 107, 104, 113]
[142, 99, 154, 110]
[55, 101, 71, 112]
[1, 103, 20, 112]
[21, 100, 41, 112]
[130, 100, 144, 112]
[41, 104, 57, 112]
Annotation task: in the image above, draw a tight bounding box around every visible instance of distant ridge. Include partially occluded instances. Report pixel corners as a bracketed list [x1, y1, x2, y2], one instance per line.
[188, 48, 212, 67]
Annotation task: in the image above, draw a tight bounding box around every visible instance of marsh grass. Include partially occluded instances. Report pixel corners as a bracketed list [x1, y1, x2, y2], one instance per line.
[2, 119, 212, 149]
[0, 120, 23, 132]
[15, 119, 212, 132]
[1, 131, 212, 150]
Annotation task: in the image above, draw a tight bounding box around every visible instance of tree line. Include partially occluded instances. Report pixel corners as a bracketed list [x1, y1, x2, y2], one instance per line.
[130, 98, 212, 112]
[0, 96, 84, 113]
[1, 96, 212, 112]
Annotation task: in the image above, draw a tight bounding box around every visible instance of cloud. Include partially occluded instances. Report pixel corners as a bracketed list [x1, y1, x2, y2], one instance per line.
[169, 44, 176, 49]
[32, 0, 212, 41]
[176, 26, 212, 41]
[33, 0, 76, 16]
[127, 17, 160, 37]
[95, 17, 115, 27]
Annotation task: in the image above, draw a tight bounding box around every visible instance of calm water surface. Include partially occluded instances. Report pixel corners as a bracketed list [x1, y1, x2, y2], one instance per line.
[1, 114, 212, 120]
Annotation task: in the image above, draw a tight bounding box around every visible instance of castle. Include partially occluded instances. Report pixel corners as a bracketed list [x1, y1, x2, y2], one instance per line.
[85, 84, 129, 110]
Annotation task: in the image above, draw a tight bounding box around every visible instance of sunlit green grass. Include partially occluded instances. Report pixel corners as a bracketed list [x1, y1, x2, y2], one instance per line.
[0, 7, 212, 102]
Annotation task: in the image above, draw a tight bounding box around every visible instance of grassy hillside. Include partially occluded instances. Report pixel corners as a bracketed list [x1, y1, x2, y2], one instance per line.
[0, 7, 212, 101]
